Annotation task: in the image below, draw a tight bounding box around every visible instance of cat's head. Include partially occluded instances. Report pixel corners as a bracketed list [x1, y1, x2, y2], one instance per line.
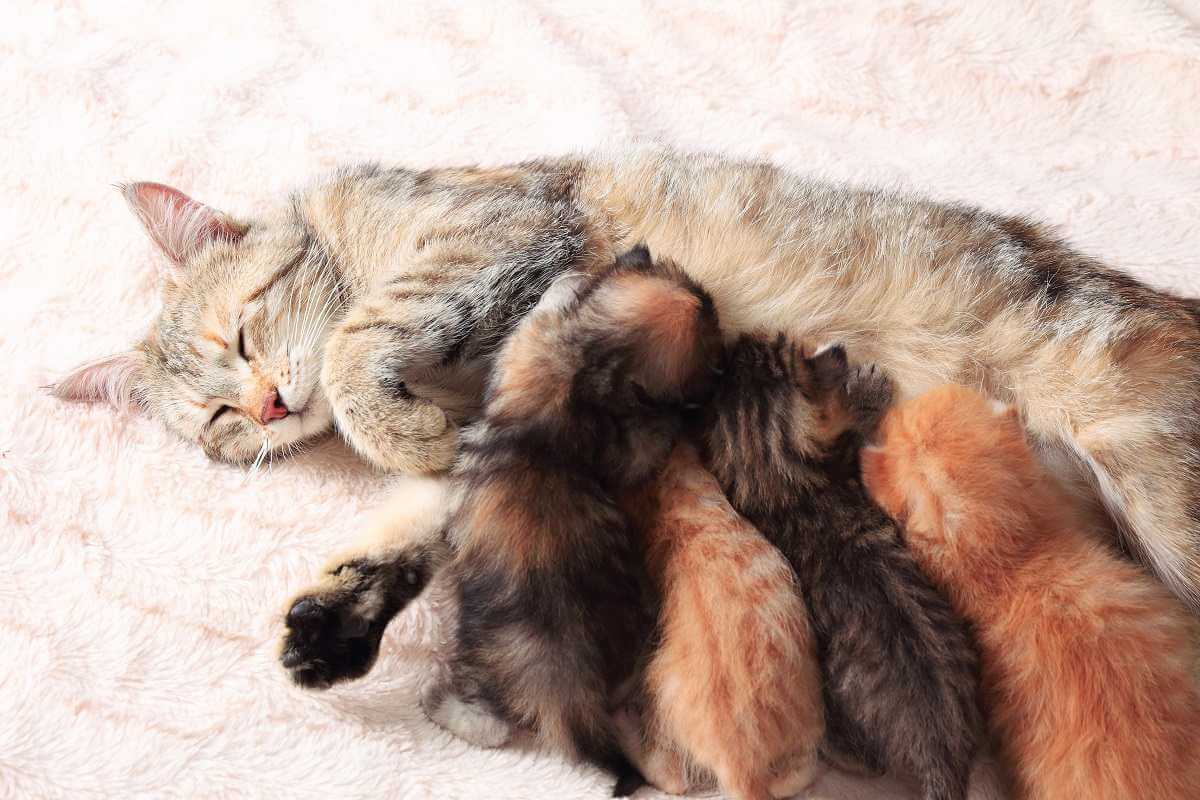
[50, 183, 342, 464]
[484, 245, 723, 486]
[702, 333, 858, 507]
[860, 384, 1035, 557]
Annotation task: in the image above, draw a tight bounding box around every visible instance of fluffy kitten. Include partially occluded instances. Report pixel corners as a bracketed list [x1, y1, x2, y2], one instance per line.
[861, 385, 1200, 800]
[282, 246, 723, 795]
[616, 443, 824, 800]
[701, 333, 982, 800]
[52, 148, 1200, 610]
[432, 248, 721, 794]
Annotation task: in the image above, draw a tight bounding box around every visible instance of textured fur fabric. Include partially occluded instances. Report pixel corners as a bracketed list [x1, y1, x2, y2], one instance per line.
[4, 2, 1199, 798]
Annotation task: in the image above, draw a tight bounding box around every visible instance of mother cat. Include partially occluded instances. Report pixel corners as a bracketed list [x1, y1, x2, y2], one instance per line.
[53, 145, 1200, 612]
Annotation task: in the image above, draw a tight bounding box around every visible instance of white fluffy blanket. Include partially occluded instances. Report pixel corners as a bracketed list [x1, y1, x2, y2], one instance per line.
[5, 2, 1199, 798]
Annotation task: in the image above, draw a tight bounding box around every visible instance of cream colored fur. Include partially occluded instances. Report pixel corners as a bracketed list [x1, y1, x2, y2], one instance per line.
[11, 2, 1200, 798]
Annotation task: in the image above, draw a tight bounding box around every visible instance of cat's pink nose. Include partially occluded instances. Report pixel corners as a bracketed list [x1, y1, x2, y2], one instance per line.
[261, 389, 289, 423]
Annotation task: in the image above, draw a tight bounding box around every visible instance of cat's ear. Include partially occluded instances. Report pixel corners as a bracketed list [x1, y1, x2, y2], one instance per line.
[120, 182, 248, 266]
[48, 351, 146, 410]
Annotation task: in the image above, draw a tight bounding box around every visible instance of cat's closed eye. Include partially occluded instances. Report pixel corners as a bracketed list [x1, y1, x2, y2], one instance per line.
[209, 404, 234, 427]
[237, 326, 250, 361]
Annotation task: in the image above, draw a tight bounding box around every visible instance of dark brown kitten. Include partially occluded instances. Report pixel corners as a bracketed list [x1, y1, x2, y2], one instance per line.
[701, 333, 983, 800]
[429, 246, 721, 795]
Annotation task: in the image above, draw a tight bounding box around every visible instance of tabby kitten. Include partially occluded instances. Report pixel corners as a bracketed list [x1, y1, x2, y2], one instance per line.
[617, 443, 824, 800]
[282, 247, 723, 795]
[862, 385, 1200, 800]
[701, 334, 982, 800]
[53, 147, 1200, 611]
[431, 248, 721, 795]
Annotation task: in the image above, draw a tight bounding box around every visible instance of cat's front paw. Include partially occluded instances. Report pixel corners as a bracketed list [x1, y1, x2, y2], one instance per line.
[332, 389, 460, 474]
[279, 558, 427, 689]
[841, 362, 894, 432]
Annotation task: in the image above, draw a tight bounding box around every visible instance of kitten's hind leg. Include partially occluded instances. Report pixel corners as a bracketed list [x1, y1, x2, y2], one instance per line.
[612, 705, 690, 795]
[769, 750, 822, 798]
[279, 477, 451, 688]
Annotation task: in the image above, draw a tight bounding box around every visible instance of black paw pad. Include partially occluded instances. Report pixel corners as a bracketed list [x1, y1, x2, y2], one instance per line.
[280, 592, 384, 690]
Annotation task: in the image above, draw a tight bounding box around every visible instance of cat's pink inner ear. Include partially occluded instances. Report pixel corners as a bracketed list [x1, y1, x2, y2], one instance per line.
[49, 351, 145, 410]
[121, 182, 247, 266]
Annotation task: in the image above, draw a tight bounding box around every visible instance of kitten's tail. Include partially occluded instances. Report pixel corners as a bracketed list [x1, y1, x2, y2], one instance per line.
[573, 727, 646, 797]
[610, 759, 647, 798]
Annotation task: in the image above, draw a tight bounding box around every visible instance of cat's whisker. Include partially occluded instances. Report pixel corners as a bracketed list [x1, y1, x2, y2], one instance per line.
[248, 435, 270, 476]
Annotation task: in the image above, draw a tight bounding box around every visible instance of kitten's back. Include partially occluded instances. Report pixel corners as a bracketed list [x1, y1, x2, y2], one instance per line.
[864, 385, 1200, 800]
[629, 445, 824, 800]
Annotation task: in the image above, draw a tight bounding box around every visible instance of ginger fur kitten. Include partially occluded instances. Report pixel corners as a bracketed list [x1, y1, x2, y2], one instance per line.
[702, 334, 983, 800]
[282, 247, 723, 795]
[617, 443, 824, 800]
[52, 148, 1200, 612]
[861, 385, 1200, 800]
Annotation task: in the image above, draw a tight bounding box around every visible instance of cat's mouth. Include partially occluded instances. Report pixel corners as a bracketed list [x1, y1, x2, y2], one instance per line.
[261, 388, 333, 450]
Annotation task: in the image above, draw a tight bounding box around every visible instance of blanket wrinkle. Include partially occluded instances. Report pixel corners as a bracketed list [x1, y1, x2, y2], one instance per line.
[3, 1, 1198, 798]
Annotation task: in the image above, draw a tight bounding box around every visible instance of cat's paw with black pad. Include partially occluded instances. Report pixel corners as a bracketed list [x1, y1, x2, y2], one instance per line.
[841, 362, 894, 433]
[279, 556, 430, 689]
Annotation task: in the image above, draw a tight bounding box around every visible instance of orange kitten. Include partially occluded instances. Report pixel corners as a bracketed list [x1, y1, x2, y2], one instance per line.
[618, 444, 824, 800]
[861, 385, 1200, 800]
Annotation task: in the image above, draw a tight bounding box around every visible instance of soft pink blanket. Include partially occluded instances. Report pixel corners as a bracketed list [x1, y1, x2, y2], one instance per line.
[5, 2, 1199, 798]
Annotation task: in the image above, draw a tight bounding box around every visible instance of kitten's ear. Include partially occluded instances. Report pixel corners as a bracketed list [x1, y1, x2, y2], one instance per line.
[532, 272, 591, 317]
[614, 244, 653, 271]
[120, 182, 248, 266]
[809, 343, 849, 391]
[48, 351, 146, 410]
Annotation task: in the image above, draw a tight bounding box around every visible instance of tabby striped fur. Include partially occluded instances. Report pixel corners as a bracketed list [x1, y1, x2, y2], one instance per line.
[701, 333, 983, 800]
[54, 145, 1200, 609]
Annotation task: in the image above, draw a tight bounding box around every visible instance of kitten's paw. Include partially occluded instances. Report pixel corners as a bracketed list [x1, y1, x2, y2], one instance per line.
[279, 558, 427, 688]
[422, 690, 513, 748]
[613, 707, 689, 795]
[770, 750, 821, 797]
[280, 593, 380, 689]
[841, 362, 894, 430]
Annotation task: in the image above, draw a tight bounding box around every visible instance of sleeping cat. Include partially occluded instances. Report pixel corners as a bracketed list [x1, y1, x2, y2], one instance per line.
[701, 334, 982, 800]
[51, 147, 1200, 611]
[616, 443, 825, 800]
[861, 385, 1200, 800]
[282, 247, 723, 795]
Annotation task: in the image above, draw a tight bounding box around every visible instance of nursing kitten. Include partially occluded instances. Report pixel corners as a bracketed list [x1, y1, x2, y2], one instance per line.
[616, 444, 824, 800]
[701, 333, 982, 800]
[282, 246, 723, 795]
[53, 148, 1200, 611]
[861, 385, 1200, 800]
